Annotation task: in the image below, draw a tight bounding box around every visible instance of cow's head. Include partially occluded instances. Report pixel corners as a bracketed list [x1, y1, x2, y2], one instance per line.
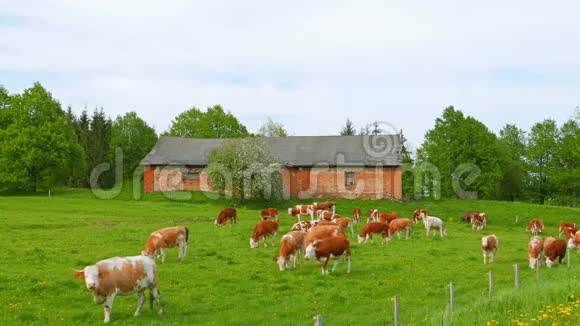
[357, 235, 365, 244]
[273, 256, 288, 271]
[249, 238, 259, 249]
[304, 241, 319, 260]
[74, 265, 100, 291]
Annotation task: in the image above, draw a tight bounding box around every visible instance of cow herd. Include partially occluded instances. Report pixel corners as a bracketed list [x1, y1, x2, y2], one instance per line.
[74, 202, 579, 323]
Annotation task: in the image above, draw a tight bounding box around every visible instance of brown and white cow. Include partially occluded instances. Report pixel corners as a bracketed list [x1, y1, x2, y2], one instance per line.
[563, 227, 579, 240]
[313, 201, 336, 214]
[471, 212, 487, 231]
[481, 235, 498, 264]
[273, 231, 306, 271]
[567, 230, 580, 254]
[367, 209, 399, 223]
[528, 236, 543, 269]
[333, 217, 355, 237]
[526, 219, 544, 235]
[288, 204, 315, 221]
[358, 222, 390, 244]
[461, 210, 479, 223]
[388, 218, 412, 240]
[215, 208, 237, 226]
[543, 237, 566, 267]
[250, 220, 278, 248]
[291, 220, 313, 233]
[559, 222, 576, 238]
[353, 208, 362, 223]
[304, 236, 351, 274]
[74, 255, 163, 323]
[260, 208, 280, 221]
[305, 225, 345, 247]
[317, 210, 338, 221]
[142, 226, 189, 263]
[412, 209, 428, 223]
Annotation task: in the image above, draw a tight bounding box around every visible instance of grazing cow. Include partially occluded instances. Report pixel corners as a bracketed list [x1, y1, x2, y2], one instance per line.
[313, 201, 336, 214]
[526, 219, 544, 235]
[288, 205, 315, 221]
[317, 210, 338, 221]
[358, 222, 390, 244]
[333, 217, 355, 237]
[260, 208, 280, 221]
[273, 231, 306, 271]
[567, 230, 580, 253]
[74, 255, 163, 323]
[305, 225, 344, 247]
[543, 237, 566, 267]
[481, 235, 498, 264]
[461, 210, 479, 222]
[142, 226, 189, 263]
[388, 218, 412, 240]
[412, 209, 428, 223]
[304, 236, 351, 274]
[528, 236, 543, 269]
[367, 209, 399, 223]
[563, 227, 579, 240]
[215, 208, 237, 226]
[353, 208, 362, 223]
[559, 222, 577, 238]
[419, 212, 447, 237]
[249, 220, 278, 248]
[291, 220, 313, 233]
[470, 212, 487, 230]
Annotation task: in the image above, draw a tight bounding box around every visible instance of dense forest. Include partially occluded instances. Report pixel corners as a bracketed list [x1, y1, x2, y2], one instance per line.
[0, 82, 577, 207]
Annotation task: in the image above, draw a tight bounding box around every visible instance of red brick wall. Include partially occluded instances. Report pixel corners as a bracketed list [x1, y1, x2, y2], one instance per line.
[144, 165, 402, 200]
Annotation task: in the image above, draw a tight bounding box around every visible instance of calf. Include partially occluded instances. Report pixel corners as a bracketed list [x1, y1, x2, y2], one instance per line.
[273, 231, 306, 271]
[543, 237, 566, 267]
[249, 220, 278, 248]
[260, 208, 280, 221]
[313, 201, 336, 214]
[481, 235, 498, 264]
[74, 255, 163, 323]
[559, 222, 576, 238]
[470, 212, 487, 231]
[333, 217, 355, 237]
[388, 218, 412, 240]
[353, 208, 362, 223]
[304, 236, 351, 274]
[358, 222, 390, 244]
[305, 225, 344, 247]
[367, 209, 399, 223]
[215, 208, 237, 226]
[288, 204, 315, 221]
[421, 213, 447, 237]
[317, 210, 338, 221]
[413, 209, 428, 223]
[142, 226, 189, 263]
[526, 219, 544, 235]
[528, 236, 543, 269]
[567, 230, 580, 254]
[291, 220, 313, 233]
[461, 210, 479, 222]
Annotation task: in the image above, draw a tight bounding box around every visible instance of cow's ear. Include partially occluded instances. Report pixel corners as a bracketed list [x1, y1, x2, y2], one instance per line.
[74, 270, 84, 279]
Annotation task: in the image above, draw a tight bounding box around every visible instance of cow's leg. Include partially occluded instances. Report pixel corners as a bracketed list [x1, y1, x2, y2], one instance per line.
[321, 257, 330, 274]
[350, 224, 354, 238]
[397, 231, 401, 240]
[483, 252, 487, 264]
[440, 228, 444, 237]
[426, 227, 430, 237]
[179, 242, 187, 262]
[405, 227, 410, 240]
[331, 256, 340, 272]
[262, 236, 267, 248]
[103, 293, 116, 323]
[272, 231, 277, 247]
[346, 254, 351, 273]
[150, 286, 163, 315]
[161, 248, 167, 263]
[134, 291, 145, 316]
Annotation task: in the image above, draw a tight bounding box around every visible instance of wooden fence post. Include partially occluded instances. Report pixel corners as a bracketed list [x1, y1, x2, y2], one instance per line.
[449, 282, 455, 313]
[315, 314, 322, 326]
[393, 295, 399, 326]
[488, 271, 493, 299]
[514, 264, 520, 289]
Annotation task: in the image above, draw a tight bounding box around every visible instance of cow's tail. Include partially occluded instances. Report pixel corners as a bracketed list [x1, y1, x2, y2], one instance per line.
[184, 227, 190, 243]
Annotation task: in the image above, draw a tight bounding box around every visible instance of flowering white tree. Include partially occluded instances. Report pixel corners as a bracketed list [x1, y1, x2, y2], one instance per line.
[206, 139, 283, 202]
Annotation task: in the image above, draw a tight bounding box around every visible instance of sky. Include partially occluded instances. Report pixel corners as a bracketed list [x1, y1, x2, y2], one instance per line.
[1, 1, 579, 152]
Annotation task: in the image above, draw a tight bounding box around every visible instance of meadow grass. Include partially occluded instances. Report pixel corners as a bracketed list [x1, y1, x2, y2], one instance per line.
[0, 189, 578, 325]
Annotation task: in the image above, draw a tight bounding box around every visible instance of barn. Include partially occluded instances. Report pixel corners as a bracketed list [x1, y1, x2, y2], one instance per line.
[140, 135, 403, 199]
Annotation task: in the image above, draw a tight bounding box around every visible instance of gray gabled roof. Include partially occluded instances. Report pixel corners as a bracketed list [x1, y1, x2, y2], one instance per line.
[140, 135, 402, 167]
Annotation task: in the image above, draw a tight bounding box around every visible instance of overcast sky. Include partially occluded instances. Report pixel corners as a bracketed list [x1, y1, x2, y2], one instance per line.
[1, 1, 579, 151]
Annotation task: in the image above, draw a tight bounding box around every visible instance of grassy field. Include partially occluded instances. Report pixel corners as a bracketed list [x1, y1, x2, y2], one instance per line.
[0, 189, 578, 325]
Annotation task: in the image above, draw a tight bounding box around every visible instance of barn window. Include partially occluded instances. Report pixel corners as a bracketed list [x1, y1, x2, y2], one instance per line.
[182, 172, 199, 180]
[345, 172, 355, 186]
